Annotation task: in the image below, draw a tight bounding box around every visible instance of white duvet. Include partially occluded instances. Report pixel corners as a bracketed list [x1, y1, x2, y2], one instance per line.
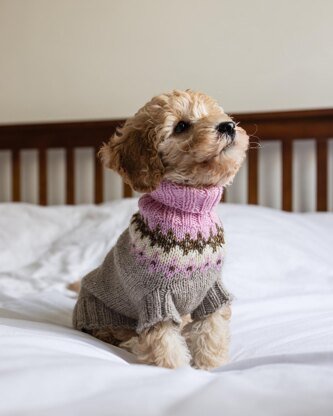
[0, 200, 332, 416]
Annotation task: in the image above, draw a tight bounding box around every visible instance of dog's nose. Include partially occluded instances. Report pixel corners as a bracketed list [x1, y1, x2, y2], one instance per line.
[217, 122, 236, 139]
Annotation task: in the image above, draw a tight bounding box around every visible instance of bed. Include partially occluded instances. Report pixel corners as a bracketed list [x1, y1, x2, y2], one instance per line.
[0, 109, 332, 415]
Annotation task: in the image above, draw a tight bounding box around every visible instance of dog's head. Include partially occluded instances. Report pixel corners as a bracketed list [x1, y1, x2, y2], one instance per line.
[99, 90, 249, 192]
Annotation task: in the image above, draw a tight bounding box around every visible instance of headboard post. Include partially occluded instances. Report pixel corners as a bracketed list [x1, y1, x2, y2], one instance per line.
[11, 149, 21, 202]
[38, 147, 48, 205]
[123, 182, 133, 198]
[247, 143, 258, 204]
[0, 110, 332, 211]
[316, 138, 328, 211]
[66, 147, 75, 204]
[282, 140, 293, 212]
[94, 146, 104, 204]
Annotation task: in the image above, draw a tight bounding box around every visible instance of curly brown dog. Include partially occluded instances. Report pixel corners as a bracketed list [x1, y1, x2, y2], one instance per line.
[72, 90, 249, 369]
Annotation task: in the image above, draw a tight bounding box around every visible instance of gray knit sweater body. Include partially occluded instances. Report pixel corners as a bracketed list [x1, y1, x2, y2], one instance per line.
[73, 181, 231, 334]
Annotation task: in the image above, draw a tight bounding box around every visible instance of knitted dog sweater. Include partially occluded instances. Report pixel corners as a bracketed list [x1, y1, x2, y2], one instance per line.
[73, 181, 231, 334]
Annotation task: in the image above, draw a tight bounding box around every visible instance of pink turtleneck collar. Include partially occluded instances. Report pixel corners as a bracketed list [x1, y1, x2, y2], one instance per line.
[138, 181, 223, 240]
[149, 181, 223, 214]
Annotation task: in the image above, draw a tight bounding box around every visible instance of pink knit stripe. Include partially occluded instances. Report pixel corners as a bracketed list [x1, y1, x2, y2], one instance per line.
[149, 181, 223, 213]
[138, 181, 223, 239]
[131, 243, 223, 278]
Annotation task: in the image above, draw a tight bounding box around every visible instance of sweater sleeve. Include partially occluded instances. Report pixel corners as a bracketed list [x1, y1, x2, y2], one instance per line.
[73, 287, 137, 332]
[191, 279, 232, 320]
[136, 290, 182, 333]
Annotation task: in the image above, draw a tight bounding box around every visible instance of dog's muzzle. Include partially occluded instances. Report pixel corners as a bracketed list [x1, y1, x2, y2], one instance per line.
[216, 122, 236, 141]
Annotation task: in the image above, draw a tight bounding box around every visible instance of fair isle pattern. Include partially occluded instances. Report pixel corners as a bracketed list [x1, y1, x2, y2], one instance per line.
[73, 181, 232, 334]
[131, 212, 225, 254]
[129, 212, 224, 278]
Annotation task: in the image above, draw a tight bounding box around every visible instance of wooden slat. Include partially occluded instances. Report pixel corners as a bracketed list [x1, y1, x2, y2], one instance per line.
[123, 182, 133, 198]
[94, 146, 103, 204]
[11, 149, 21, 202]
[0, 120, 125, 150]
[1, 109, 333, 149]
[0, 110, 332, 210]
[247, 145, 258, 204]
[316, 138, 328, 211]
[66, 147, 75, 204]
[282, 140, 293, 211]
[38, 148, 47, 205]
[221, 188, 227, 202]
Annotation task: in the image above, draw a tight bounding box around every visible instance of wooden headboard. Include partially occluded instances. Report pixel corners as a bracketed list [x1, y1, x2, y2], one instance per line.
[0, 109, 332, 211]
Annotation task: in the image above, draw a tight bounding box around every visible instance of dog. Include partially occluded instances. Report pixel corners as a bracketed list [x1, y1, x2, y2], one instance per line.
[72, 90, 249, 369]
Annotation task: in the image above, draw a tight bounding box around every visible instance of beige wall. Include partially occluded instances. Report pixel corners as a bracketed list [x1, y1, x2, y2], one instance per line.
[0, 0, 333, 124]
[0, 0, 332, 210]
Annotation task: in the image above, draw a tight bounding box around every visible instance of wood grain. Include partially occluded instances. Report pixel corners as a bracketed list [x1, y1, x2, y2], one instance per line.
[38, 148, 47, 205]
[66, 147, 75, 204]
[316, 138, 328, 211]
[282, 140, 293, 211]
[221, 188, 227, 202]
[248, 144, 258, 205]
[94, 146, 104, 204]
[123, 182, 133, 198]
[1, 109, 332, 210]
[11, 149, 21, 202]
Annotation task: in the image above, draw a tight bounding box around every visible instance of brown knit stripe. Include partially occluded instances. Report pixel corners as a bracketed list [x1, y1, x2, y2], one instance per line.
[131, 213, 225, 255]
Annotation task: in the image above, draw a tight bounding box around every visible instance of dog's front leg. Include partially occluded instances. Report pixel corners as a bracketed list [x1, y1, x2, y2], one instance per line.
[124, 321, 191, 368]
[185, 304, 231, 370]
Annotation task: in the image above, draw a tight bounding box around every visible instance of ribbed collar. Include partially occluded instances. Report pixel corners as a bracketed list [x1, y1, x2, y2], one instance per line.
[149, 181, 223, 214]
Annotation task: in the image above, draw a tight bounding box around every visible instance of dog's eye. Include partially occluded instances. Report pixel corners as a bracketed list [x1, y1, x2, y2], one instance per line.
[174, 121, 190, 134]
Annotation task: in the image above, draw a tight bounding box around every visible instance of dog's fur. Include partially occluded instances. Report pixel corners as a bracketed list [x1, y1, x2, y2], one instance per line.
[75, 90, 248, 369]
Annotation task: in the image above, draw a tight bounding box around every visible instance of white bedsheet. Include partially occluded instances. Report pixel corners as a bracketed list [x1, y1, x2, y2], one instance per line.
[0, 201, 332, 415]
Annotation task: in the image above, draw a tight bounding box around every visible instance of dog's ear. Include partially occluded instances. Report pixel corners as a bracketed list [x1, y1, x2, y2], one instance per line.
[99, 118, 165, 193]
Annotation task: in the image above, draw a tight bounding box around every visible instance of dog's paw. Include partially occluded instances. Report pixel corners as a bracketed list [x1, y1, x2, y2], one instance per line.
[188, 310, 230, 370]
[119, 336, 139, 352]
[154, 348, 191, 369]
[192, 346, 228, 370]
[131, 321, 191, 368]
